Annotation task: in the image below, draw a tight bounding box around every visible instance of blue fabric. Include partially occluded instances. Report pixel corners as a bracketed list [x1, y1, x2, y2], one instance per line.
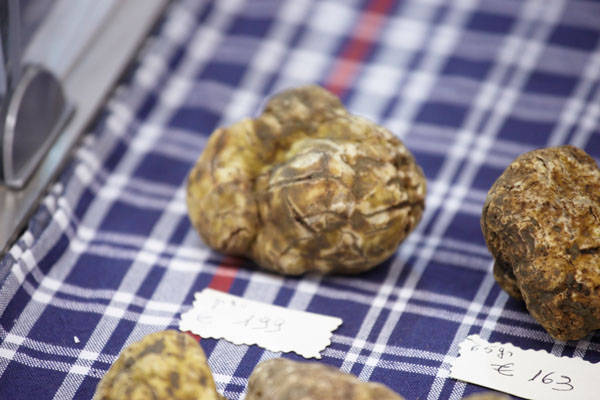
[1, 0, 600, 399]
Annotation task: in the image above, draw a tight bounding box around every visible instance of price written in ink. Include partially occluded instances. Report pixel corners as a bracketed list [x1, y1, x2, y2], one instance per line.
[194, 296, 287, 333]
[466, 337, 575, 392]
[179, 289, 343, 359]
[450, 335, 598, 400]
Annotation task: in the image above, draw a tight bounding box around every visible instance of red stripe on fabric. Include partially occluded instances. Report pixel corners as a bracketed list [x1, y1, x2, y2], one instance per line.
[208, 256, 242, 292]
[325, 0, 396, 97]
[186, 331, 202, 342]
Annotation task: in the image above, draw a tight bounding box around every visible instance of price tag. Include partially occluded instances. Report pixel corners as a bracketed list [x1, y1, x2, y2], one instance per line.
[451, 335, 600, 400]
[179, 288, 342, 359]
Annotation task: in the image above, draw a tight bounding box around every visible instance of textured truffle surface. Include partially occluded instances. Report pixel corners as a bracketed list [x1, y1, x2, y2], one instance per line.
[94, 330, 223, 400]
[482, 145, 600, 340]
[187, 85, 426, 274]
[245, 358, 403, 400]
[462, 394, 512, 400]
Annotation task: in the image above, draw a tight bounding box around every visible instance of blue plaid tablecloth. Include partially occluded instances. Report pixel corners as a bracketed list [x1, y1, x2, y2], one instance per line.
[1, 0, 600, 399]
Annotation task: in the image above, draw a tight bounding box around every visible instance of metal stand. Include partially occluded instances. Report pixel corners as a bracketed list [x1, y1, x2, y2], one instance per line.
[0, 0, 169, 256]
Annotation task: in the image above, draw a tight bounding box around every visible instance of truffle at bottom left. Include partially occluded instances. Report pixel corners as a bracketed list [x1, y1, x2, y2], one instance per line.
[94, 330, 224, 400]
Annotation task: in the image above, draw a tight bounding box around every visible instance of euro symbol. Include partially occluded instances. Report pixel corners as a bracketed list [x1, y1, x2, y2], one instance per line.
[490, 362, 515, 377]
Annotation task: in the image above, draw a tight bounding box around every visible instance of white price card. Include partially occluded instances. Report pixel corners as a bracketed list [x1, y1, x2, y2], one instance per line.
[179, 288, 342, 359]
[451, 334, 600, 400]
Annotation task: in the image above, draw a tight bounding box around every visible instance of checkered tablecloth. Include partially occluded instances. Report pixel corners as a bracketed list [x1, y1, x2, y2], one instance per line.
[1, 0, 600, 398]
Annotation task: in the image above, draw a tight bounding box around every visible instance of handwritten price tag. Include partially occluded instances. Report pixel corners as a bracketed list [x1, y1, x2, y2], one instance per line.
[451, 335, 599, 400]
[179, 289, 342, 358]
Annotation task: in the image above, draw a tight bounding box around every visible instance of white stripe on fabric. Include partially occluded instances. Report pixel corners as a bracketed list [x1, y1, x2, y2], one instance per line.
[547, 43, 600, 146]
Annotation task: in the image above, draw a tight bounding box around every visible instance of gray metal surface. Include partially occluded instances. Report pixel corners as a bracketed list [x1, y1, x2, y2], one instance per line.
[2, 66, 72, 188]
[0, 0, 169, 255]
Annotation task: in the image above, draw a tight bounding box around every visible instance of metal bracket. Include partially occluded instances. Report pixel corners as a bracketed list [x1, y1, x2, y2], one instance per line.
[0, 0, 169, 259]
